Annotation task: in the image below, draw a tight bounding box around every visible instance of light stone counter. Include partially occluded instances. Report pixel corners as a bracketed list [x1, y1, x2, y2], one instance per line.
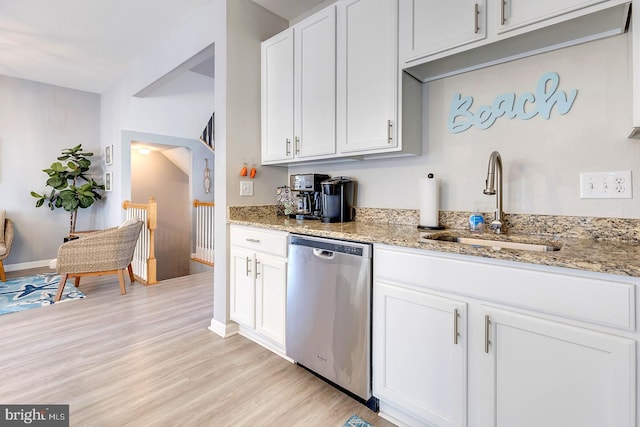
[229, 206, 640, 278]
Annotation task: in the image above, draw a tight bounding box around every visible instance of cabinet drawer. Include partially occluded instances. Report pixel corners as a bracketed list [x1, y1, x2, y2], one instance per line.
[375, 245, 636, 331]
[230, 225, 288, 257]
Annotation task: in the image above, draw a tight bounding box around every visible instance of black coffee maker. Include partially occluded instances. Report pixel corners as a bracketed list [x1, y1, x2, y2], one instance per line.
[289, 173, 329, 219]
[320, 177, 355, 223]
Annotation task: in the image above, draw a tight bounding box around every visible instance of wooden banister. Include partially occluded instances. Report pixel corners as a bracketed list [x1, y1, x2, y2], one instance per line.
[122, 197, 158, 285]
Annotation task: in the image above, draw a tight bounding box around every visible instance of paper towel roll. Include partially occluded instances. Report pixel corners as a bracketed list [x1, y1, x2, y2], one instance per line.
[419, 176, 440, 228]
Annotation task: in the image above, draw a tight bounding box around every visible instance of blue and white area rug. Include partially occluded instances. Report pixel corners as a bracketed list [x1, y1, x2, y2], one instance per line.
[0, 274, 85, 316]
[343, 415, 374, 427]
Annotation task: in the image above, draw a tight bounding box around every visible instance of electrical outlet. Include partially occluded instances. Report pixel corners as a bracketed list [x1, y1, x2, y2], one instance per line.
[579, 171, 632, 199]
[240, 181, 253, 197]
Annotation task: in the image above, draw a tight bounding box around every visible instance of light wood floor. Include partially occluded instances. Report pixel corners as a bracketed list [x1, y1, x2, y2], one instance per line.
[0, 268, 395, 427]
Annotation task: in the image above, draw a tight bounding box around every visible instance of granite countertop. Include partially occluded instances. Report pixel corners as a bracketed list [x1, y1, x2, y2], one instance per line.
[228, 206, 640, 278]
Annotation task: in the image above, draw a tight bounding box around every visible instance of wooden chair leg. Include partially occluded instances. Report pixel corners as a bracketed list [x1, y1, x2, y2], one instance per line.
[117, 269, 127, 295]
[74, 276, 81, 287]
[0, 260, 5, 282]
[127, 264, 135, 283]
[55, 274, 69, 302]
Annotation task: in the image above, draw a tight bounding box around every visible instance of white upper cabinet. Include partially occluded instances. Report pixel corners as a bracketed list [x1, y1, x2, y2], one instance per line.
[336, 0, 399, 154]
[400, 0, 487, 63]
[630, 0, 640, 138]
[261, 29, 294, 163]
[401, 0, 629, 78]
[499, 0, 614, 34]
[293, 7, 336, 160]
[261, 0, 421, 163]
[261, 7, 336, 164]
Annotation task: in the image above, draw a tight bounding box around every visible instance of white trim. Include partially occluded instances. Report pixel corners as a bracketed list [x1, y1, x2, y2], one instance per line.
[208, 318, 239, 338]
[5, 259, 55, 272]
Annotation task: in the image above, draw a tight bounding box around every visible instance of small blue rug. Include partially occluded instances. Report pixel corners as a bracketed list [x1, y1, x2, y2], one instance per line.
[0, 273, 85, 316]
[343, 415, 374, 427]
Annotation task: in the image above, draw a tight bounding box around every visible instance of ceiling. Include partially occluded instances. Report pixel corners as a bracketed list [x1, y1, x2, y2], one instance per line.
[0, 0, 326, 94]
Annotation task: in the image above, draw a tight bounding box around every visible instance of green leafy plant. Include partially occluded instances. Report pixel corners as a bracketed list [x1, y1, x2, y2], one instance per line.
[31, 144, 105, 235]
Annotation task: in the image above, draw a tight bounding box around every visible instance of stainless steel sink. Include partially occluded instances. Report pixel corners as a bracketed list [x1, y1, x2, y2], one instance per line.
[420, 234, 562, 252]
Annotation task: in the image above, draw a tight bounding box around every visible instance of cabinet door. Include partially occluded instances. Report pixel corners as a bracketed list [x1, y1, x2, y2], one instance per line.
[400, 0, 487, 64]
[230, 247, 255, 328]
[255, 254, 287, 346]
[261, 29, 294, 163]
[337, 0, 398, 154]
[499, 0, 610, 33]
[373, 282, 467, 427]
[294, 6, 336, 159]
[479, 307, 635, 427]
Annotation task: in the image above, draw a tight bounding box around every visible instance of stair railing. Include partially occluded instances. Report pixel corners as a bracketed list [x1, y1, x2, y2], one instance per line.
[193, 199, 214, 266]
[122, 197, 158, 284]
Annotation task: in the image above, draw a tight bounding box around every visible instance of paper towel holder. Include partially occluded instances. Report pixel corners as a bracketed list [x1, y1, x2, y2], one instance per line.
[417, 173, 445, 230]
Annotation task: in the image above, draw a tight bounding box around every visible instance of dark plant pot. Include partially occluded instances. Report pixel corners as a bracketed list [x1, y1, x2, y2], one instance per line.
[64, 236, 80, 243]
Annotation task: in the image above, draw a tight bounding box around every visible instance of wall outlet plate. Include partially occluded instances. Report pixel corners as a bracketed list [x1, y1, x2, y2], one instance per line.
[579, 171, 632, 199]
[240, 181, 254, 196]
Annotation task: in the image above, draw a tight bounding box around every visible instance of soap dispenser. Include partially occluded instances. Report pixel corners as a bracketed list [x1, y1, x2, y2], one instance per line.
[469, 204, 485, 232]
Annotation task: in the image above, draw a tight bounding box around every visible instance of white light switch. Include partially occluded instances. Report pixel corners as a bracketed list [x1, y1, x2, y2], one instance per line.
[240, 181, 254, 196]
[579, 171, 632, 199]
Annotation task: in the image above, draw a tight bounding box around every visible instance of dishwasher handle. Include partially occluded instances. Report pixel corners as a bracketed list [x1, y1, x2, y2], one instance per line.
[313, 248, 335, 260]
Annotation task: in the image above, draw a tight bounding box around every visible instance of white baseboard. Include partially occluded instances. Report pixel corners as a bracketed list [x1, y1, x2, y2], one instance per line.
[5, 259, 54, 272]
[208, 318, 239, 338]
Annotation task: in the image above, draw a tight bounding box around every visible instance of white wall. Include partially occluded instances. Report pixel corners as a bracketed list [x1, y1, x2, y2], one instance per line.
[0, 75, 100, 267]
[99, 1, 222, 230]
[289, 33, 639, 219]
[99, 0, 288, 332]
[214, 0, 288, 332]
[132, 149, 191, 280]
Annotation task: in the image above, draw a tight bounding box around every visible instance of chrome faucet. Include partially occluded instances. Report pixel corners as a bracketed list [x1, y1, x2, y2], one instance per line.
[483, 151, 505, 234]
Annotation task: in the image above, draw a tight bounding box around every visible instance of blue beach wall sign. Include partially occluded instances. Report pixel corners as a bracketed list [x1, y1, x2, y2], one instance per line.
[447, 71, 578, 133]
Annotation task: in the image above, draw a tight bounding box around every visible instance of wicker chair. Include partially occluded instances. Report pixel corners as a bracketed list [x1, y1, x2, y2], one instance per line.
[0, 219, 14, 282]
[54, 220, 143, 301]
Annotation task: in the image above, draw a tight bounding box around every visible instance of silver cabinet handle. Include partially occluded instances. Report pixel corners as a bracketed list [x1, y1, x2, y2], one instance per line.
[387, 120, 393, 144]
[255, 260, 261, 278]
[286, 138, 291, 156]
[453, 308, 459, 345]
[245, 256, 252, 276]
[295, 136, 300, 154]
[245, 238, 261, 243]
[474, 3, 480, 34]
[501, 0, 506, 25]
[484, 315, 490, 353]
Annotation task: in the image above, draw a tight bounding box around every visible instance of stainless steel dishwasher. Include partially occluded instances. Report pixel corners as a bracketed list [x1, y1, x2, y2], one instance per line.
[286, 234, 374, 405]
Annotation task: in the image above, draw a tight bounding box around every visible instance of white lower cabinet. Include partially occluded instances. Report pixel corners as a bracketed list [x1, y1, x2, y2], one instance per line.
[373, 244, 637, 427]
[230, 225, 288, 354]
[254, 254, 287, 345]
[373, 282, 467, 427]
[479, 306, 635, 427]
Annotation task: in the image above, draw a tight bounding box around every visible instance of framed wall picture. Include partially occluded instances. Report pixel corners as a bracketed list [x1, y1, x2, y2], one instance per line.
[105, 172, 113, 192]
[105, 145, 113, 166]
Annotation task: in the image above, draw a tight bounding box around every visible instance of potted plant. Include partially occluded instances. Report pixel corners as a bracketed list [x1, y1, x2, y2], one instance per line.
[31, 144, 105, 236]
